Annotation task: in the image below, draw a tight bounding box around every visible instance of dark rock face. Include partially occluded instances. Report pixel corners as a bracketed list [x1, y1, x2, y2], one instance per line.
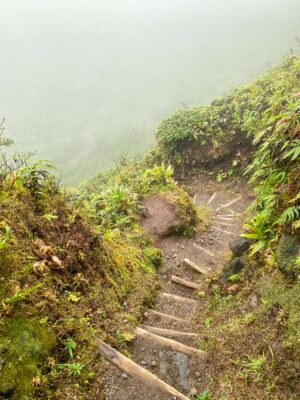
[276, 234, 300, 277]
[229, 237, 251, 257]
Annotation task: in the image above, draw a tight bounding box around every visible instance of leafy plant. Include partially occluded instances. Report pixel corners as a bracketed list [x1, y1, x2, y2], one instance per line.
[65, 338, 77, 358]
[57, 362, 83, 377]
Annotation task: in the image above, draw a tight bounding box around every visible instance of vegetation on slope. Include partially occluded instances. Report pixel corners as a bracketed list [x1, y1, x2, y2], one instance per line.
[157, 56, 300, 178]
[0, 131, 158, 399]
[155, 56, 300, 399]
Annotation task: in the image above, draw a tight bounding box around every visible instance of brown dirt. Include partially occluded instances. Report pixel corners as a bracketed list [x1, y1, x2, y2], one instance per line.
[101, 176, 254, 400]
[142, 193, 180, 239]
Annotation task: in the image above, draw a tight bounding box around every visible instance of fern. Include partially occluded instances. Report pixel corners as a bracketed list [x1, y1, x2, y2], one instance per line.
[275, 206, 300, 225]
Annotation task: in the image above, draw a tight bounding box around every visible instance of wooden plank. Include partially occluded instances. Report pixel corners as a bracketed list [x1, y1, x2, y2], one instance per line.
[183, 258, 209, 275]
[136, 328, 206, 359]
[143, 326, 198, 339]
[95, 339, 190, 400]
[148, 310, 188, 323]
[212, 226, 235, 236]
[171, 275, 202, 290]
[207, 192, 217, 205]
[216, 196, 242, 212]
[192, 244, 215, 257]
[160, 292, 199, 305]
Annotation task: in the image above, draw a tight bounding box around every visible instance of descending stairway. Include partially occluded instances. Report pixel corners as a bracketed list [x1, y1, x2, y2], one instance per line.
[98, 184, 249, 399]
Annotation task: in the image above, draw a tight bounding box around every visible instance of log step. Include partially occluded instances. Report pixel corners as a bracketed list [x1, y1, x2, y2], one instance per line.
[160, 292, 199, 305]
[171, 275, 202, 290]
[95, 339, 190, 400]
[148, 310, 188, 324]
[212, 226, 236, 236]
[191, 244, 215, 257]
[136, 328, 206, 359]
[207, 192, 217, 205]
[216, 196, 242, 212]
[183, 258, 209, 274]
[143, 325, 199, 339]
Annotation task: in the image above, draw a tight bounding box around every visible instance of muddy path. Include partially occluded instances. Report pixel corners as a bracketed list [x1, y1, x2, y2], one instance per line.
[100, 176, 253, 399]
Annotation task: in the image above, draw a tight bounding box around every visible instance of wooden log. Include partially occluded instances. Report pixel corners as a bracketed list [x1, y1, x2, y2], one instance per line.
[136, 328, 206, 359]
[192, 244, 215, 257]
[207, 192, 217, 205]
[216, 217, 235, 221]
[95, 339, 190, 400]
[183, 258, 209, 275]
[216, 196, 242, 212]
[160, 292, 199, 305]
[215, 221, 235, 227]
[148, 309, 188, 323]
[171, 275, 202, 290]
[143, 325, 198, 339]
[212, 226, 236, 236]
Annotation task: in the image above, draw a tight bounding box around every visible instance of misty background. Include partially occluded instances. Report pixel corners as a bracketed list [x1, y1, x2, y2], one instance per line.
[1, 0, 300, 185]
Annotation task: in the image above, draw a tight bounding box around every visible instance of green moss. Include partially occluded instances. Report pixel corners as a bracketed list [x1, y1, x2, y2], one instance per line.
[258, 274, 300, 350]
[276, 235, 300, 277]
[0, 317, 55, 399]
[196, 204, 214, 231]
[143, 246, 163, 269]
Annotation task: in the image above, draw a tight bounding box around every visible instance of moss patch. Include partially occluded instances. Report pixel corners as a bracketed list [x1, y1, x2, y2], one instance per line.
[0, 318, 55, 399]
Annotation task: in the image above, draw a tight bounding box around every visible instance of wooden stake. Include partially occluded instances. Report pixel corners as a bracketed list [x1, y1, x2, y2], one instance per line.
[136, 328, 206, 359]
[143, 325, 198, 339]
[171, 275, 202, 290]
[216, 196, 242, 212]
[212, 226, 235, 236]
[160, 292, 199, 305]
[192, 244, 215, 257]
[148, 309, 188, 323]
[207, 192, 217, 205]
[183, 258, 209, 275]
[95, 339, 190, 400]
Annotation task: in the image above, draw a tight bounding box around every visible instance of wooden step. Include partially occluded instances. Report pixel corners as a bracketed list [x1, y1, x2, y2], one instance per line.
[143, 325, 199, 339]
[191, 244, 215, 257]
[207, 192, 216, 205]
[171, 275, 202, 290]
[212, 226, 236, 236]
[216, 196, 242, 212]
[136, 328, 206, 359]
[148, 310, 188, 324]
[95, 339, 190, 400]
[183, 258, 209, 274]
[160, 292, 199, 305]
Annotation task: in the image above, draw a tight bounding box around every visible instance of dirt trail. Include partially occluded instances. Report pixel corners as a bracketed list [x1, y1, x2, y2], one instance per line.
[101, 177, 253, 399]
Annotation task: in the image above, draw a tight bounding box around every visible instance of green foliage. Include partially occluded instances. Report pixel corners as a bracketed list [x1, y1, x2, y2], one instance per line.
[192, 389, 211, 400]
[65, 338, 77, 358]
[57, 362, 83, 376]
[258, 276, 300, 349]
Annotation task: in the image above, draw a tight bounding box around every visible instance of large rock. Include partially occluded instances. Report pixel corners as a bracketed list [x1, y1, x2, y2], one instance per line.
[0, 318, 55, 398]
[276, 235, 300, 277]
[229, 237, 251, 257]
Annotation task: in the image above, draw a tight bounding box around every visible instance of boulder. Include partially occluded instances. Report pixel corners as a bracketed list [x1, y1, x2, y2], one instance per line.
[228, 256, 246, 274]
[276, 235, 300, 277]
[229, 237, 251, 257]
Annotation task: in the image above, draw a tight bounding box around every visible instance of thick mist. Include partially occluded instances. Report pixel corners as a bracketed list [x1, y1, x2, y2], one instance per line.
[1, 0, 299, 184]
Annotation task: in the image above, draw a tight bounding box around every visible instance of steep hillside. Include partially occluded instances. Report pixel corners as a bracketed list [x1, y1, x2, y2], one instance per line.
[0, 56, 299, 400]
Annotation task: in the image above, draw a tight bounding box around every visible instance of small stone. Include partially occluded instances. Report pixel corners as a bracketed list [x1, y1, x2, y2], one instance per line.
[190, 388, 198, 396]
[123, 319, 128, 323]
[141, 360, 147, 366]
[151, 360, 157, 367]
[195, 371, 200, 378]
[121, 373, 128, 379]
[144, 312, 149, 318]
